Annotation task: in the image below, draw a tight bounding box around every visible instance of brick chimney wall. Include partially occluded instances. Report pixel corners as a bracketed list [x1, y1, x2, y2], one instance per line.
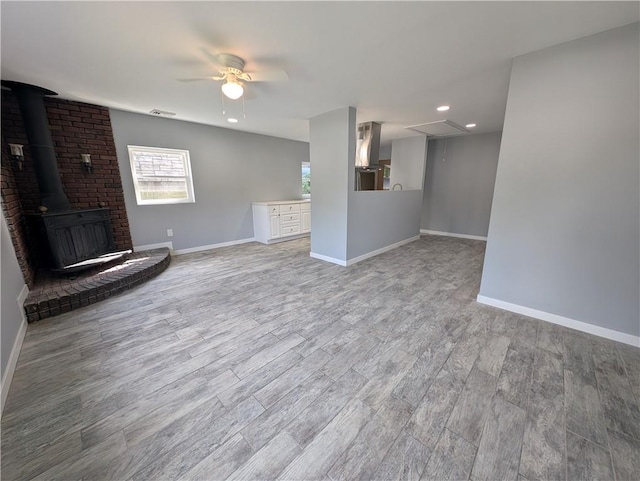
[1, 150, 36, 287]
[1, 91, 133, 287]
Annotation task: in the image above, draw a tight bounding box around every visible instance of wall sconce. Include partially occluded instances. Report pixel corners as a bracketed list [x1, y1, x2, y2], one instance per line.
[81, 153, 92, 173]
[8, 143, 24, 171]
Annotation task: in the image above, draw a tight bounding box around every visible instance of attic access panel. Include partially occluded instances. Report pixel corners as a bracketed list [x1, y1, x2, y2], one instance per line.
[404, 120, 468, 137]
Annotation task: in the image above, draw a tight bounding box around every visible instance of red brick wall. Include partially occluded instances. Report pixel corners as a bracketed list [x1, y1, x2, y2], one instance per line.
[1, 91, 133, 286]
[1, 151, 36, 288]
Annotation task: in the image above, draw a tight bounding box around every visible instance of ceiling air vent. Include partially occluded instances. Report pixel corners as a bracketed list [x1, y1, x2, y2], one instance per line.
[404, 120, 468, 137]
[149, 109, 176, 117]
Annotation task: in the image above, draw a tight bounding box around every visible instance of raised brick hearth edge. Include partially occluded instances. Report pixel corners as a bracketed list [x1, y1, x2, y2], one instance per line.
[23, 248, 170, 322]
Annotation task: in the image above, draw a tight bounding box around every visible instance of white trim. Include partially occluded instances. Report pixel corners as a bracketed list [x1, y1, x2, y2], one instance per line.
[310, 252, 347, 266]
[346, 235, 421, 266]
[17, 283, 29, 311]
[134, 241, 174, 254]
[173, 237, 255, 255]
[2, 284, 29, 416]
[477, 295, 640, 347]
[134, 238, 257, 256]
[127, 145, 196, 206]
[263, 233, 310, 245]
[310, 235, 420, 267]
[420, 229, 487, 241]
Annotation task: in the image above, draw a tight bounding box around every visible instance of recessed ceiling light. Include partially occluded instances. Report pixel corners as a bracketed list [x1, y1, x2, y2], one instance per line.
[227, 118, 239, 123]
[437, 105, 450, 112]
[465, 123, 477, 128]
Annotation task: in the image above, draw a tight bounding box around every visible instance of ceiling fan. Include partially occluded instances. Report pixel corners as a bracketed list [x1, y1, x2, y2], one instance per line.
[180, 53, 289, 100]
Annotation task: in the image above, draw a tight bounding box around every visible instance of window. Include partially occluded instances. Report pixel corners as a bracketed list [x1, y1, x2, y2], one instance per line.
[302, 161, 311, 197]
[128, 145, 195, 205]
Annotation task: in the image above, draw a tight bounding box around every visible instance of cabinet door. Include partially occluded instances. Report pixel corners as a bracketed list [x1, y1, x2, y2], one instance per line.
[269, 215, 281, 239]
[301, 211, 311, 233]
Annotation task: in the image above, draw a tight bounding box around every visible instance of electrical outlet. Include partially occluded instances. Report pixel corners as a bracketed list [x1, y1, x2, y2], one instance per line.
[167, 229, 173, 237]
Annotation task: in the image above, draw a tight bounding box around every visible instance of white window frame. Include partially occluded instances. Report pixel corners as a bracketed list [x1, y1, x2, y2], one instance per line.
[127, 145, 196, 206]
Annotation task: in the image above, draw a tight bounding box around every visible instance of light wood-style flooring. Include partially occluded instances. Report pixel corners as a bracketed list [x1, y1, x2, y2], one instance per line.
[2, 236, 639, 480]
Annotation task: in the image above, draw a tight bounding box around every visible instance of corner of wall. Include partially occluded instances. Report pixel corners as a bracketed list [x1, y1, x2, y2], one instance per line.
[1, 284, 29, 416]
[477, 294, 640, 347]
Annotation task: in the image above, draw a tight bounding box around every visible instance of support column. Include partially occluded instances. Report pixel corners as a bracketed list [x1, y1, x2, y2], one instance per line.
[309, 107, 356, 265]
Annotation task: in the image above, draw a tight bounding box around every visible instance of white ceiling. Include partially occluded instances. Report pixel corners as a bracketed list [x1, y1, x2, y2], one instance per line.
[1, 2, 638, 145]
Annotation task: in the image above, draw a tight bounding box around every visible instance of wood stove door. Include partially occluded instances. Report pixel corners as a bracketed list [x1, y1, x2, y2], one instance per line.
[53, 222, 111, 266]
[38, 209, 116, 269]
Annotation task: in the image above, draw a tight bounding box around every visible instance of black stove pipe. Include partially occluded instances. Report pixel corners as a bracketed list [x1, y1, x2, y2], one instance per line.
[2, 80, 70, 212]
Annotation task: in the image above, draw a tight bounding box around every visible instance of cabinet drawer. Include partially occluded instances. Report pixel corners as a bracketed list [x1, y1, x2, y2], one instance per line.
[280, 213, 300, 224]
[300, 203, 311, 212]
[280, 203, 300, 214]
[281, 224, 301, 236]
[268, 205, 280, 215]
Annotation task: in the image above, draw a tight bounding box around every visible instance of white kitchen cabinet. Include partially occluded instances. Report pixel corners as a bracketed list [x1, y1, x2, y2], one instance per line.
[252, 199, 310, 244]
[269, 215, 280, 239]
[301, 202, 311, 233]
[301, 212, 311, 233]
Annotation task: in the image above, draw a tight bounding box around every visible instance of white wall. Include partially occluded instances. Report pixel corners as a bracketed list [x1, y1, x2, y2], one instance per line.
[479, 23, 639, 340]
[422, 132, 501, 237]
[1, 212, 28, 413]
[110, 110, 309, 251]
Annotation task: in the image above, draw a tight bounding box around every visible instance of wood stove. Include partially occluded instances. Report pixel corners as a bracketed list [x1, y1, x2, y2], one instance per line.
[3, 80, 120, 272]
[28, 209, 116, 271]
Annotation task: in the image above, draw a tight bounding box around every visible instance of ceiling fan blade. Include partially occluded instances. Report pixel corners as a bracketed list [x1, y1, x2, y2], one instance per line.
[177, 77, 216, 82]
[246, 70, 289, 82]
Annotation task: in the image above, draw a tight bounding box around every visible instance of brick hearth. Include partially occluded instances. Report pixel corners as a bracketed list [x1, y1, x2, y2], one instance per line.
[23, 248, 171, 322]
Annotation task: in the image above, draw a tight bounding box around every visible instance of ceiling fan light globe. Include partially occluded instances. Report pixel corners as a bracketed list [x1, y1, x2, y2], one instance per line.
[222, 80, 244, 100]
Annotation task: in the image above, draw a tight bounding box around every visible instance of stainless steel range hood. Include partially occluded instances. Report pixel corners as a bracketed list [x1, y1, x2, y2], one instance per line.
[355, 121, 381, 168]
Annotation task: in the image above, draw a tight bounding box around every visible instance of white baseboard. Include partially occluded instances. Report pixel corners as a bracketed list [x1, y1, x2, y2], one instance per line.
[477, 294, 640, 347]
[263, 233, 310, 245]
[420, 229, 487, 241]
[133, 238, 256, 256]
[2, 284, 29, 416]
[310, 252, 347, 266]
[346, 235, 421, 266]
[173, 237, 255, 255]
[310, 235, 421, 267]
[134, 241, 174, 254]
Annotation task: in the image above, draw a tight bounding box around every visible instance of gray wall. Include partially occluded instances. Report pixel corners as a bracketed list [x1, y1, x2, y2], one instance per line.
[346, 135, 427, 260]
[347, 190, 423, 259]
[378, 144, 392, 161]
[421, 132, 501, 237]
[480, 23, 639, 337]
[390, 136, 428, 190]
[309, 107, 355, 261]
[110, 109, 309, 250]
[310, 108, 426, 262]
[1, 213, 26, 384]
